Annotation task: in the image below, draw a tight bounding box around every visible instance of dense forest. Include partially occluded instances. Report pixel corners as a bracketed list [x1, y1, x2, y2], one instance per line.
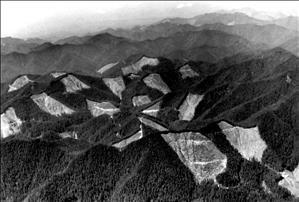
[1, 47, 298, 201]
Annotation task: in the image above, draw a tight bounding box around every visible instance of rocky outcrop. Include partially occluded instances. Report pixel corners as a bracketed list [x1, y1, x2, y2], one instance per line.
[103, 76, 125, 99]
[8, 75, 32, 92]
[122, 56, 159, 75]
[138, 117, 168, 131]
[132, 95, 151, 107]
[179, 93, 203, 121]
[61, 74, 90, 93]
[218, 121, 267, 162]
[162, 132, 227, 183]
[179, 64, 199, 79]
[98, 62, 119, 74]
[1, 107, 22, 138]
[113, 127, 143, 149]
[279, 164, 299, 197]
[51, 72, 66, 78]
[31, 93, 75, 116]
[143, 73, 171, 94]
[87, 99, 119, 118]
[142, 101, 161, 117]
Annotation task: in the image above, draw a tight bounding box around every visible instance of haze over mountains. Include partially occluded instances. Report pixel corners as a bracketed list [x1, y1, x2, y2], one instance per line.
[1, 3, 299, 202]
[2, 1, 298, 39]
[1, 11, 299, 82]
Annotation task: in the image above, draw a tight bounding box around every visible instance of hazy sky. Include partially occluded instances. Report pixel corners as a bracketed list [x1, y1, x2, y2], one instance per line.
[1, 1, 299, 40]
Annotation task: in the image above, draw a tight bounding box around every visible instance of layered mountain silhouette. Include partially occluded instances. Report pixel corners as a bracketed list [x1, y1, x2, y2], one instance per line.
[271, 16, 299, 31]
[54, 35, 92, 45]
[1, 37, 47, 54]
[160, 12, 299, 31]
[280, 37, 299, 56]
[1, 30, 257, 82]
[160, 12, 266, 26]
[198, 23, 298, 48]
[100, 22, 297, 51]
[101, 22, 200, 41]
[2, 12, 297, 55]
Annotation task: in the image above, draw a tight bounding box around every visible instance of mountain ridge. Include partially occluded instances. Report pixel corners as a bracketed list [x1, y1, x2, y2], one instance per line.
[1, 30, 258, 82]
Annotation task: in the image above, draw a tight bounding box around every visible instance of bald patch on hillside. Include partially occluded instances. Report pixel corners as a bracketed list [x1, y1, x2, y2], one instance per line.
[31, 93, 75, 116]
[218, 121, 267, 162]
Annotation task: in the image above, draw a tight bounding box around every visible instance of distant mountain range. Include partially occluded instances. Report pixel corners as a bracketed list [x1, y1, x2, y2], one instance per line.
[160, 12, 299, 31]
[197, 23, 297, 47]
[161, 12, 266, 26]
[2, 23, 298, 83]
[1, 30, 258, 82]
[2, 12, 298, 51]
[1, 37, 47, 54]
[101, 21, 297, 54]
[280, 37, 299, 56]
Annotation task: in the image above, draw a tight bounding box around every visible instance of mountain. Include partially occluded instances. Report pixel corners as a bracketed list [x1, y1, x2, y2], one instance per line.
[55, 23, 199, 44]
[221, 8, 288, 21]
[229, 8, 276, 21]
[1, 30, 256, 82]
[101, 22, 199, 41]
[1, 37, 47, 54]
[160, 12, 266, 26]
[25, 37, 48, 44]
[159, 12, 299, 32]
[280, 37, 299, 56]
[1, 47, 298, 201]
[59, 20, 297, 49]
[29, 42, 56, 52]
[198, 23, 298, 48]
[54, 35, 92, 45]
[271, 16, 299, 31]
